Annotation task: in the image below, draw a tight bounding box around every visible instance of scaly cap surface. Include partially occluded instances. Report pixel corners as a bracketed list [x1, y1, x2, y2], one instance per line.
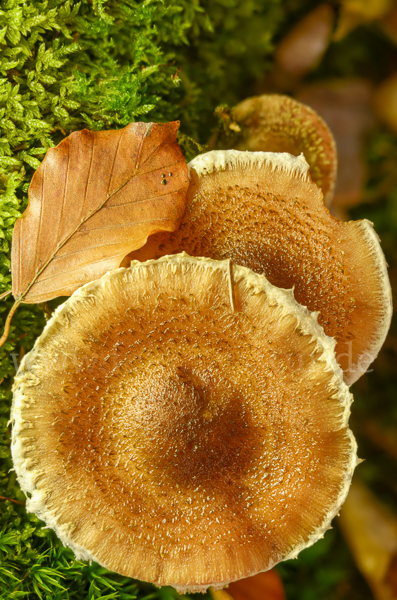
[130, 152, 392, 384]
[12, 254, 356, 591]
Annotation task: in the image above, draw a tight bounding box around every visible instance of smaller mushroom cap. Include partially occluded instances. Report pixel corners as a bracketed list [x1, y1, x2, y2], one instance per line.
[12, 254, 356, 592]
[231, 94, 337, 206]
[130, 152, 392, 384]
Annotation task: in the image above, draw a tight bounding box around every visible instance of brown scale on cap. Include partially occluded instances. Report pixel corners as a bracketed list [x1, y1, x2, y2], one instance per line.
[12, 255, 356, 592]
[129, 152, 392, 385]
[231, 95, 337, 206]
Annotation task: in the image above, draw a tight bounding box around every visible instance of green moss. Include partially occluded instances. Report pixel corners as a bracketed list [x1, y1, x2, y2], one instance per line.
[4, 1, 395, 598]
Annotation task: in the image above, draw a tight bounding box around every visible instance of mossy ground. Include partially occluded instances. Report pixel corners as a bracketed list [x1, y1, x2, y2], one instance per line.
[1, 1, 396, 599]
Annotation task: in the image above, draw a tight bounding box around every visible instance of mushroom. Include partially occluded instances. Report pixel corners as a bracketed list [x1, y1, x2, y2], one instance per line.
[128, 152, 392, 385]
[12, 254, 356, 592]
[230, 94, 337, 206]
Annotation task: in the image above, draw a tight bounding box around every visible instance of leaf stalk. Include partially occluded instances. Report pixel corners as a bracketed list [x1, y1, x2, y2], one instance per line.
[0, 299, 22, 348]
[0, 495, 25, 506]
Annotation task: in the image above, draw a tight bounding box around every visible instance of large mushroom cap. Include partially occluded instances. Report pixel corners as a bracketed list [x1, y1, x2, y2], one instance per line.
[129, 152, 392, 385]
[12, 254, 356, 592]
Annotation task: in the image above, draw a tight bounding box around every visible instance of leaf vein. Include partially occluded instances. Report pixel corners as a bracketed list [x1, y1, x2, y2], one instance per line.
[49, 217, 172, 259]
[95, 183, 186, 211]
[36, 252, 136, 285]
[138, 136, 170, 170]
[107, 128, 124, 197]
[56, 145, 70, 244]
[34, 159, 46, 274]
[80, 134, 95, 224]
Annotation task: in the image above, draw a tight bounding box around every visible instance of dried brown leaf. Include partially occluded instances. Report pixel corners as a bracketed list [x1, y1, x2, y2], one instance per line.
[11, 121, 189, 304]
[334, 0, 393, 41]
[227, 571, 286, 600]
[339, 479, 397, 600]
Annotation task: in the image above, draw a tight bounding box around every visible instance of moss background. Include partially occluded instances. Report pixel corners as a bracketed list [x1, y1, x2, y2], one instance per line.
[0, 0, 396, 598]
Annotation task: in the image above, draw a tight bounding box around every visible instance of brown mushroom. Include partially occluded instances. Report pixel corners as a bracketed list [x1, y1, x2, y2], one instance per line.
[129, 152, 392, 385]
[231, 95, 337, 206]
[12, 254, 356, 592]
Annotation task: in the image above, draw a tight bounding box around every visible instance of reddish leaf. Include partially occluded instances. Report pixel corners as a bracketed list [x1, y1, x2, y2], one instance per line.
[228, 571, 286, 600]
[11, 121, 189, 304]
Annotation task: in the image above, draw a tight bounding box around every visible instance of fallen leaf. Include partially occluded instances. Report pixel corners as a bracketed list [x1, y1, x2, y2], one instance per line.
[334, 0, 393, 40]
[338, 478, 397, 600]
[228, 571, 286, 600]
[11, 121, 189, 304]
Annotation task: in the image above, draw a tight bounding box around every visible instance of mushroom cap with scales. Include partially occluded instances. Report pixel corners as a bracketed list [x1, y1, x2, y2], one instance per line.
[12, 254, 356, 592]
[231, 94, 337, 206]
[129, 151, 392, 385]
